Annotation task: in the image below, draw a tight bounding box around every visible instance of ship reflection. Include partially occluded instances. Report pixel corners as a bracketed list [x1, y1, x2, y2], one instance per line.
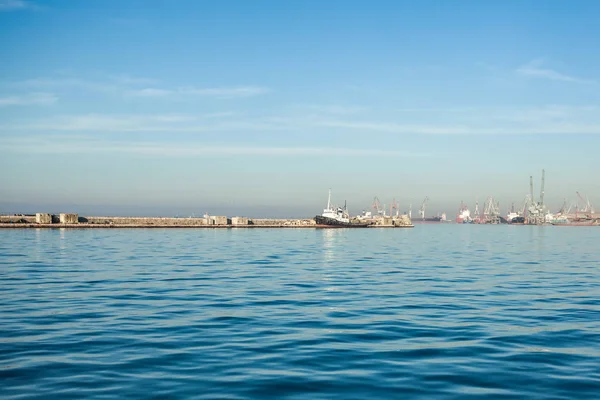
[321, 228, 343, 264]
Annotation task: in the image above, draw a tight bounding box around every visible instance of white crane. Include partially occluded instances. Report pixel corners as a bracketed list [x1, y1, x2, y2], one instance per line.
[390, 198, 399, 217]
[483, 196, 501, 223]
[419, 197, 429, 220]
[372, 196, 384, 216]
[576, 191, 594, 214]
[526, 169, 547, 224]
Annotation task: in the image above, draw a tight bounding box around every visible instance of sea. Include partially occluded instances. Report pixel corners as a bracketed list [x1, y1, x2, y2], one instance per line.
[1, 226, 599, 399]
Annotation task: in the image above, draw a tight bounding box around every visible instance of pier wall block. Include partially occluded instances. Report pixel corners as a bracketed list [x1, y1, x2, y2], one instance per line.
[85, 217, 207, 226]
[60, 213, 79, 224]
[0, 215, 36, 224]
[36, 213, 52, 224]
[211, 216, 229, 225]
[249, 218, 316, 226]
[394, 215, 413, 227]
[231, 217, 249, 226]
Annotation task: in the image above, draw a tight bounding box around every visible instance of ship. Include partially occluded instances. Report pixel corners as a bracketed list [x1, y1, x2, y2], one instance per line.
[314, 190, 370, 228]
[455, 201, 472, 223]
[413, 213, 447, 223]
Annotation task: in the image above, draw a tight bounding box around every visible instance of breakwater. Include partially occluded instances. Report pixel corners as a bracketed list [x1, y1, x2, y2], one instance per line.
[0, 213, 414, 228]
[0, 215, 315, 228]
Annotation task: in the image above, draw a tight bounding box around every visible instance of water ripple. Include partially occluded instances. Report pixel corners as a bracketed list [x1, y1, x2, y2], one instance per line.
[1, 226, 599, 399]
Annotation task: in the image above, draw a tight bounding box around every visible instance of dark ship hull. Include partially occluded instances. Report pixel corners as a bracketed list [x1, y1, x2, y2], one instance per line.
[413, 216, 443, 223]
[314, 215, 370, 228]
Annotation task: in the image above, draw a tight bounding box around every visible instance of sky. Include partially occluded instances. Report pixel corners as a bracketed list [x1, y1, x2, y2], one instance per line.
[1, 0, 599, 217]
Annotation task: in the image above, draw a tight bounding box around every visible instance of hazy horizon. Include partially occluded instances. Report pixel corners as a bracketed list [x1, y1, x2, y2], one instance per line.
[2, 1, 599, 217]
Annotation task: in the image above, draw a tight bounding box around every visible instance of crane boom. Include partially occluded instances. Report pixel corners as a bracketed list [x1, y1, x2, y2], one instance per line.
[530, 175, 534, 205]
[419, 197, 429, 219]
[576, 191, 595, 213]
[372, 196, 383, 215]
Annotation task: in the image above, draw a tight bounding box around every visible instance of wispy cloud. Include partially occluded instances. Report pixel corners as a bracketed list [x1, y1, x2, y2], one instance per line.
[129, 88, 172, 97]
[0, 92, 58, 106]
[293, 104, 368, 115]
[18, 77, 120, 93]
[1, 113, 251, 132]
[318, 119, 600, 135]
[0, 0, 35, 11]
[108, 74, 157, 85]
[3, 105, 600, 135]
[516, 59, 596, 84]
[127, 85, 270, 99]
[0, 136, 428, 158]
[318, 121, 470, 134]
[16, 76, 269, 99]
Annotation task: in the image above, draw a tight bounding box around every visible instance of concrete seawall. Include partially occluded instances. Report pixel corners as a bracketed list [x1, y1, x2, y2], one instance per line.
[0, 214, 415, 228]
[0, 215, 320, 228]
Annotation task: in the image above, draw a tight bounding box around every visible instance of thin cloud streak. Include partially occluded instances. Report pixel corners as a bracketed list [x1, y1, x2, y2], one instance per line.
[2, 113, 250, 132]
[318, 121, 470, 134]
[17, 77, 269, 99]
[516, 59, 596, 84]
[3, 105, 600, 135]
[18, 78, 120, 93]
[0, 137, 429, 158]
[0, 92, 58, 106]
[292, 104, 369, 115]
[127, 85, 270, 99]
[320, 120, 600, 135]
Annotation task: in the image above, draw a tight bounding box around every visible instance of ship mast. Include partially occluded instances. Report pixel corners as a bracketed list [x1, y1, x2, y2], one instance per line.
[327, 188, 332, 210]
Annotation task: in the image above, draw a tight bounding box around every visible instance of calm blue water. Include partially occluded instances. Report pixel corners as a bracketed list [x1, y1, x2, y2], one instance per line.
[1, 226, 599, 399]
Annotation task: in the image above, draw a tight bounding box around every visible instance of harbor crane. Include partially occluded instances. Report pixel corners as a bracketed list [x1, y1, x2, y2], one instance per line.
[372, 196, 385, 216]
[390, 198, 399, 217]
[483, 196, 501, 224]
[558, 198, 572, 215]
[526, 169, 546, 224]
[576, 191, 594, 214]
[472, 198, 481, 223]
[419, 197, 429, 220]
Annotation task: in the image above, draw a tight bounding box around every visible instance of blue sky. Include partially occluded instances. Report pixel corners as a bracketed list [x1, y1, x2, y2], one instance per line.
[1, 0, 599, 217]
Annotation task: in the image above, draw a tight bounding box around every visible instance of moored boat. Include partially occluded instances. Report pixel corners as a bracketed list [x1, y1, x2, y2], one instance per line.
[456, 201, 472, 223]
[314, 190, 370, 228]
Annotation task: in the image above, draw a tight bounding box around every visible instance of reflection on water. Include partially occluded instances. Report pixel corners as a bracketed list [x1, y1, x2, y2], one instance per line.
[320, 227, 344, 265]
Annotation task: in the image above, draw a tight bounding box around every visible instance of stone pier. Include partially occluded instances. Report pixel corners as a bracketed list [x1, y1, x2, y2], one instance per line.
[59, 213, 78, 224]
[36, 213, 52, 224]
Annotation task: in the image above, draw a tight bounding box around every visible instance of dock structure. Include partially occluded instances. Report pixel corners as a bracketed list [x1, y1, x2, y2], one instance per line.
[211, 216, 229, 225]
[0, 214, 325, 228]
[59, 213, 78, 224]
[231, 217, 249, 226]
[370, 214, 414, 228]
[36, 213, 52, 224]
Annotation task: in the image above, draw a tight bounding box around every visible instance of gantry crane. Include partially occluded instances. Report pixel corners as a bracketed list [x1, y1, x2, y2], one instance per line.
[419, 197, 429, 220]
[526, 169, 546, 224]
[390, 198, 399, 217]
[372, 196, 384, 216]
